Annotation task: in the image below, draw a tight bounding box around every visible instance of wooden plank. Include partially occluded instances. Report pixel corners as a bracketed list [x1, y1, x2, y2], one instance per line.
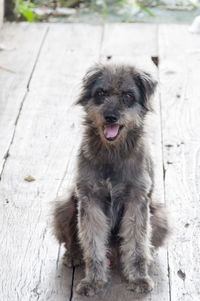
[0, 24, 102, 301]
[159, 24, 200, 301]
[0, 22, 48, 175]
[72, 24, 170, 301]
[101, 23, 157, 57]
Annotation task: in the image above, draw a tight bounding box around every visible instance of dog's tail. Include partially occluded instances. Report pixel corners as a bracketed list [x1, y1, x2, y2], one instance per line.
[150, 202, 170, 248]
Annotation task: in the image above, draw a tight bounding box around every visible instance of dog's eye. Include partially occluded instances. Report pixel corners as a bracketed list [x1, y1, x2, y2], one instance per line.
[126, 94, 132, 99]
[123, 93, 134, 107]
[97, 90, 105, 97]
[96, 89, 105, 98]
[94, 89, 106, 105]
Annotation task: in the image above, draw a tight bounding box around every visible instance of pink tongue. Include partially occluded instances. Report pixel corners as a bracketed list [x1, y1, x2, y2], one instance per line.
[104, 124, 120, 138]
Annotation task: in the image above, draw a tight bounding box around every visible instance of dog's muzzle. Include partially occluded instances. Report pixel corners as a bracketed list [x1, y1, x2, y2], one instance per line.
[103, 113, 123, 141]
[103, 124, 123, 141]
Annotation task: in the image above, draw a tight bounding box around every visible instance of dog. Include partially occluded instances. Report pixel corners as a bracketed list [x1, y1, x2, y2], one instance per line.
[53, 64, 169, 296]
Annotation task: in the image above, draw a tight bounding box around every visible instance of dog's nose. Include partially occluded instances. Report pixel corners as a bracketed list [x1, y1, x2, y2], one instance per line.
[104, 114, 118, 124]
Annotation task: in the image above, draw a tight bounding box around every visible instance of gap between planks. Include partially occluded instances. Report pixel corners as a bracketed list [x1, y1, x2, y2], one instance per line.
[0, 25, 49, 180]
[156, 24, 172, 301]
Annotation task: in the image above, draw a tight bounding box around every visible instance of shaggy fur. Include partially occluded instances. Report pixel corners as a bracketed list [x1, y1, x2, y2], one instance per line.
[53, 64, 169, 296]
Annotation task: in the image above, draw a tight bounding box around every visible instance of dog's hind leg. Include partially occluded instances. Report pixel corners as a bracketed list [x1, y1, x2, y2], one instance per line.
[150, 202, 169, 249]
[53, 192, 83, 267]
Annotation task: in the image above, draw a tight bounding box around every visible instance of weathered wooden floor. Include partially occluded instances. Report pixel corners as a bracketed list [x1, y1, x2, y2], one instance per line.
[0, 22, 200, 301]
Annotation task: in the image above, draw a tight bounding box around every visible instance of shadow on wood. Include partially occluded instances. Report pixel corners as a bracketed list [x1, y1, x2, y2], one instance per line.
[71, 250, 168, 301]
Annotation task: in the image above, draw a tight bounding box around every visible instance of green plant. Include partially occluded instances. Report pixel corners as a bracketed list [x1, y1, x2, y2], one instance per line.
[135, 1, 155, 17]
[14, 0, 35, 21]
[93, 0, 155, 18]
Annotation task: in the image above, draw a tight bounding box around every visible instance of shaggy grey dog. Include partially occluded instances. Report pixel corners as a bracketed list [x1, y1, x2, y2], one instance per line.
[53, 64, 169, 297]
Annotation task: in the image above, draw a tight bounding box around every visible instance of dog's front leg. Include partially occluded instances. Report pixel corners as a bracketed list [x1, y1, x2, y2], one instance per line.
[119, 197, 154, 294]
[76, 195, 109, 296]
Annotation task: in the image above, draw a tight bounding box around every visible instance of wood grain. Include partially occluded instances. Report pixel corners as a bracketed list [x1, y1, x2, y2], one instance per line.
[101, 23, 157, 57]
[159, 24, 200, 301]
[0, 22, 48, 175]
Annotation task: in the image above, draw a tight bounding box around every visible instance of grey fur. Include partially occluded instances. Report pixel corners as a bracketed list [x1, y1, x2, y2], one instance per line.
[53, 64, 169, 297]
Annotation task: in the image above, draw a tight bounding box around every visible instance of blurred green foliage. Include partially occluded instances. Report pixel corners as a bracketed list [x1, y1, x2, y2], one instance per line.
[11, 0, 200, 22]
[12, 0, 155, 21]
[14, 0, 36, 21]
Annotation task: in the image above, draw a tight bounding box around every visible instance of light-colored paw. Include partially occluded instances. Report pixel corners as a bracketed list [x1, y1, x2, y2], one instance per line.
[76, 278, 106, 296]
[128, 276, 154, 294]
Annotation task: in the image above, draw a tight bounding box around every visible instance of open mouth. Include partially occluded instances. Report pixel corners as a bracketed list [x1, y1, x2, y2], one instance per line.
[103, 124, 123, 141]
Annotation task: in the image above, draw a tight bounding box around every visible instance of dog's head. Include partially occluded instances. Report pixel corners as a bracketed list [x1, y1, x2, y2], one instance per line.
[77, 64, 157, 144]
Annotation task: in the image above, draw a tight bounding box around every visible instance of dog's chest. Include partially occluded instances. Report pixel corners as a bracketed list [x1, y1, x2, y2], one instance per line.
[96, 164, 127, 231]
[99, 164, 122, 184]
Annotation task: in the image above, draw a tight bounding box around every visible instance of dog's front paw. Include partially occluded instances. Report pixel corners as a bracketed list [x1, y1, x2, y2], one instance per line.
[63, 251, 84, 268]
[76, 278, 107, 296]
[128, 276, 154, 294]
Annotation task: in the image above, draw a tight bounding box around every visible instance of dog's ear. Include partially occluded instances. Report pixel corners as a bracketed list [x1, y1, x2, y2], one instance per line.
[135, 71, 157, 111]
[76, 65, 103, 106]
